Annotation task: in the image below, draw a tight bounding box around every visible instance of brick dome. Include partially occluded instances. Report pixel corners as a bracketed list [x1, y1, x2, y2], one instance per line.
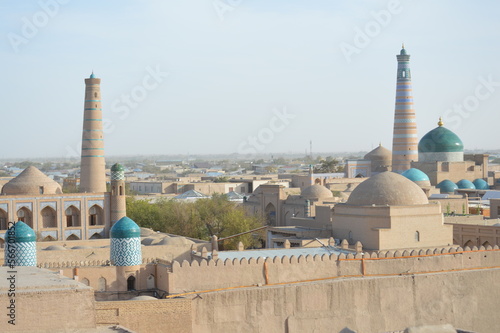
[346, 171, 428, 206]
[1, 166, 62, 195]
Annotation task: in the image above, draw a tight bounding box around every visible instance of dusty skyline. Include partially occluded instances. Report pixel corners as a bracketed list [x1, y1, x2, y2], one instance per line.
[2, 0, 499, 159]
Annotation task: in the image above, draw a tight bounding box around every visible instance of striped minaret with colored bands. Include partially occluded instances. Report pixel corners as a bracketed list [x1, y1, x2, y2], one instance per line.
[80, 72, 106, 193]
[391, 44, 418, 173]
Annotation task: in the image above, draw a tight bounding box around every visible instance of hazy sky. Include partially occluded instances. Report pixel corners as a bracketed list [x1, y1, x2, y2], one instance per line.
[1, 0, 499, 159]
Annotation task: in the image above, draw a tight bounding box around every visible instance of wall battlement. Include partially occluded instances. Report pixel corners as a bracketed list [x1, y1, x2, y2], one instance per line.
[166, 245, 500, 294]
[37, 257, 157, 269]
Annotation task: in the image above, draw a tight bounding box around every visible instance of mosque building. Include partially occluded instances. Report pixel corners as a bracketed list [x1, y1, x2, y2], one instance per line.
[332, 171, 452, 250]
[411, 117, 489, 188]
[0, 73, 124, 246]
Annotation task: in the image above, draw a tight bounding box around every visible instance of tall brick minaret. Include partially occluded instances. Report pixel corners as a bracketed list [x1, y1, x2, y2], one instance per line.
[80, 72, 106, 193]
[391, 44, 418, 173]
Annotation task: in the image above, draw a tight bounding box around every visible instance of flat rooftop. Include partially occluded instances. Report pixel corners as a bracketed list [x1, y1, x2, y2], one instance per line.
[214, 246, 352, 261]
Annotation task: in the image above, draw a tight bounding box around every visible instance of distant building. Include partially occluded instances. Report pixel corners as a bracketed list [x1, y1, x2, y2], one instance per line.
[344, 143, 392, 178]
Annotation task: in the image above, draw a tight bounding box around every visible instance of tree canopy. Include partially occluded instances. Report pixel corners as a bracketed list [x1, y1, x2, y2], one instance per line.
[313, 158, 344, 173]
[126, 194, 264, 249]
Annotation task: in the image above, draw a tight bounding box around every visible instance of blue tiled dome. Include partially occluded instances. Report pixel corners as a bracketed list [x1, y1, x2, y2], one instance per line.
[456, 179, 475, 189]
[110, 217, 140, 239]
[436, 180, 458, 193]
[472, 179, 489, 190]
[6, 221, 36, 243]
[401, 168, 429, 182]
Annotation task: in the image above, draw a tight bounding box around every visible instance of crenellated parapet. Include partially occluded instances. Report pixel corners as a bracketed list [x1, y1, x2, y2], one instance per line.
[166, 244, 500, 295]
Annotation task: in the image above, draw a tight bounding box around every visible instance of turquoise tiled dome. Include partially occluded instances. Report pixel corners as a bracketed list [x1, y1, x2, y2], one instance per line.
[401, 168, 429, 182]
[110, 217, 142, 266]
[111, 217, 140, 239]
[456, 179, 475, 189]
[418, 126, 463, 153]
[436, 180, 458, 193]
[4, 221, 37, 266]
[472, 179, 489, 190]
[6, 221, 36, 243]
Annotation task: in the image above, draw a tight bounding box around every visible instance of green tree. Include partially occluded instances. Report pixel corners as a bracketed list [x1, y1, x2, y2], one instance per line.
[213, 176, 230, 183]
[126, 194, 264, 249]
[314, 158, 344, 173]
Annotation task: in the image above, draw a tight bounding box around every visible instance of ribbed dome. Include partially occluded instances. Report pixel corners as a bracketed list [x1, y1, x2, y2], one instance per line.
[6, 221, 36, 243]
[473, 178, 489, 190]
[436, 180, 458, 193]
[364, 144, 392, 160]
[364, 144, 392, 172]
[456, 179, 475, 189]
[2, 166, 62, 195]
[111, 217, 141, 239]
[301, 184, 333, 200]
[418, 126, 463, 153]
[346, 171, 428, 206]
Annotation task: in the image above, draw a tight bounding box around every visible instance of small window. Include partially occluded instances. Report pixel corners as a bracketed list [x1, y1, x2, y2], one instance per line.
[415, 231, 420, 242]
[39, 186, 44, 194]
[94, 92, 98, 98]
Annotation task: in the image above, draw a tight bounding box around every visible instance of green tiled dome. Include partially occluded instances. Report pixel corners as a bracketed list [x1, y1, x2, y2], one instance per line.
[419, 125, 463, 153]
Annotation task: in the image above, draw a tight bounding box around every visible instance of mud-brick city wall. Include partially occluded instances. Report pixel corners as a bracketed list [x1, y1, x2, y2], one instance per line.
[95, 298, 192, 333]
[166, 246, 500, 294]
[190, 268, 500, 333]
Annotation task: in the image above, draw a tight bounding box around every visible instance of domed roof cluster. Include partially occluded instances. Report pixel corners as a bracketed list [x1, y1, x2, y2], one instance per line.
[2, 166, 62, 195]
[301, 184, 333, 200]
[418, 119, 463, 154]
[346, 172, 428, 206]
[436, 178, 489, 193]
